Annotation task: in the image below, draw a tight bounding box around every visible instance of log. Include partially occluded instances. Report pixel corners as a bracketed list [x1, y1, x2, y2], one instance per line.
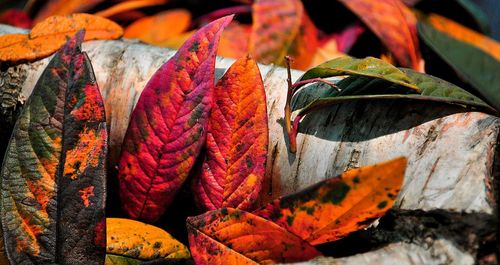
[0, 25, 498, 263]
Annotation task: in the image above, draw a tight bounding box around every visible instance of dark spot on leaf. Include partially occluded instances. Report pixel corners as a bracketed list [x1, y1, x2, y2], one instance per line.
[353, 177, 360, 184]
[221, 208, 228, 215]
[245, 156, 253, 168]
[321, 181, 350, 205]
[188, 41, 200, 52]
[153, 242, 162, 249]
[286, 215, 295, 226]
[377, 201, 388, 209]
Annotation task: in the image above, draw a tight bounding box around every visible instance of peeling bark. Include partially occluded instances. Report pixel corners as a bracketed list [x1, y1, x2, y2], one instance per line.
[0, 25, 498, 263]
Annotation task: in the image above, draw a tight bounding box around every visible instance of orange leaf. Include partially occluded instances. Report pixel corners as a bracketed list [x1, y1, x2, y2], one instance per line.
[218, 22, 251, 59]
[34, 0, 104, 23]
[95, 0, 168, 18]
[249, 0, 304, 65]
[286, 11, 318, 70]
[337, 0, 422, 70]
[310, 37, 345, 67]
[0, 13, 123, 62]
[187, 208, 321, 265]
[193, 56, 268, 211]
[426, 13, 500, 61]
[156, 31, 195, 49]
[254, 157, 407, 245]
[124, 9, 191, 45]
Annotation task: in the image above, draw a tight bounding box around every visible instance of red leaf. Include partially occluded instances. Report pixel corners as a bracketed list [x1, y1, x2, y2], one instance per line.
[118, 15, 233, 222]
[187, 208, 321, 264]
[0, 9, 32, 29]
[193, 56, 268, 211]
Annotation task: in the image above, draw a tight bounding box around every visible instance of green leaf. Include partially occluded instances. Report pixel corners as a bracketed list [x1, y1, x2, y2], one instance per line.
[105, 255, 141, 265]
[298, 56, 420, 91]
[418, 20, 500, 111]
[456, 0, 490, 34]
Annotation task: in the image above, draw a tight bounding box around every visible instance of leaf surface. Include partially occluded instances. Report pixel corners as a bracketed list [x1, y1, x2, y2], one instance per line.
[299, 56, 419, 91]
[187, 208, 320, 265]
[124, 9, 191, 45]
[0, 31, 107, 264]
[254, 158, 406, 245]
[118, 16, 233, 222]
[34, 0, 104, 23]
[95, 0, 168, 18]
[0, 13, 123, 62]
[287, 11, 319, 70]
[106, 218, 190, 263]
[418, 20, 500, 111]
[193, 57, 268, 211]
[249, 0, 303, 65]
[218, 22, 251, 59]
[0, 9, 32, 28]
[337, 0, 421, 69]
[425, 13, 500, 60]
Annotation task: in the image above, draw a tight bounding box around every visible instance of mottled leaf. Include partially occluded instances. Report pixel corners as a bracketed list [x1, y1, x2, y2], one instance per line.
[218, 22, 251, 59]
[425, 13, 500, 60]
[0, 13, 123, 62]
[95, 0, 168, 18]
[105, 255, 141, 265]
[299, 56, 419, 91]
[418, 19, 500, 111]
[193, 56, 268, 211]
[118, 16, 233, 222]
[106, 218, 190, 263]
[124, 9, 191, 46]
[34, 0, 104, 23]
[254, 158, 406, 245]
[249, 0, 303, 65]
[337, 0, 422, 69]
[0, 31, 107, 264]
[187, 208, 321, 264]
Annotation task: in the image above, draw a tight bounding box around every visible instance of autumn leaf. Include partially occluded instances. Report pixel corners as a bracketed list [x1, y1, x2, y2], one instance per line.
[337, 0, 422, 70]
[249, 0, 303, 66]
[118, 15, 233, 222]
[218, 22, 251, 59]
[0, 9, 32, 28]
[0, 13, 123, 62]
[124, 9, 191, 45]
[34, 0, 104, 23]
[0, 31, 107, 264]
[193, 56, 268, 211]
[287, 11, 319, 70]
[187, 208, 321, 264]
[106, 218, 190, 264]
[424, 13, 500, 60]
[254, 157, 406, 245]
[95, 0, 168, 18]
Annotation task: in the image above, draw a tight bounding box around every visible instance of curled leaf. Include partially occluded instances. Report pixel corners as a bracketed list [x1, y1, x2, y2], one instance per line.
[187, 208, 321, 264]
[106, 218, 190, 263]
[0, 13, 123, 62]
[254, 157, 406, 245]
[118, 16, 233, 222]
[124, 9, 192, 46]
[193, 56, 268, 211]
[0, 31, 107, 264]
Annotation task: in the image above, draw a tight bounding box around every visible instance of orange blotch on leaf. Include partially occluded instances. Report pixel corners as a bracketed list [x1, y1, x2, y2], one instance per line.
[79, 186, 95, 207]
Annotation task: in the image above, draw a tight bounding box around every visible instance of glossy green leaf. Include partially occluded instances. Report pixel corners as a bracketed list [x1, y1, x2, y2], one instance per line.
[299, 56, 420, 91]
[456, 0, 490, 34]
[418, 20, 500, 111]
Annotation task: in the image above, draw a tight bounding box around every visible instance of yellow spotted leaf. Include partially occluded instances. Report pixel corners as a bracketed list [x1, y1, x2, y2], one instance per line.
[0, 13, 123, 62]
[254, 157, 407, 245]
[106, 218, 190, 262]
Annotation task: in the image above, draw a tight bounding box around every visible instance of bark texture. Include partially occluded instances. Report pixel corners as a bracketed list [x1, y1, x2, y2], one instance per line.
[0, 25, 498, 263]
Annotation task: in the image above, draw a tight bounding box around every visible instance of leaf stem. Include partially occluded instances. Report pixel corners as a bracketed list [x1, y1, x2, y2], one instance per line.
[285, 56, 296, 153]
[291, 78, 340, 95]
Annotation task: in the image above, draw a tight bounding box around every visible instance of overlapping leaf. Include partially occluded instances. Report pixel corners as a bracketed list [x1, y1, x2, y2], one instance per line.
[425, 13, 500, 60]
[418, 19, 500, 111]
[286, 12, 319, 70]
[187, 208, 321, 264]
[249, 0, 304, 66]
[124, 9, 191, 45]
[254, 158, 406, 245]
[95, 0, 168, 18]
[34, 0, 104, 23]
[106, 218, 190, 264]
[0, 31, 107, 264]
[299, 56, 419, 91]
[218, 22, 251, 59]
[193, 57, 268, 211]
[0, 13, 123, 62]
[337, 0, 421, 69]
[118, 16, 233, 222]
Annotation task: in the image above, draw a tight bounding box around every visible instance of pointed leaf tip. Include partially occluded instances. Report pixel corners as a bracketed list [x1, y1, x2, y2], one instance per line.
[118, 14, 233, 222]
